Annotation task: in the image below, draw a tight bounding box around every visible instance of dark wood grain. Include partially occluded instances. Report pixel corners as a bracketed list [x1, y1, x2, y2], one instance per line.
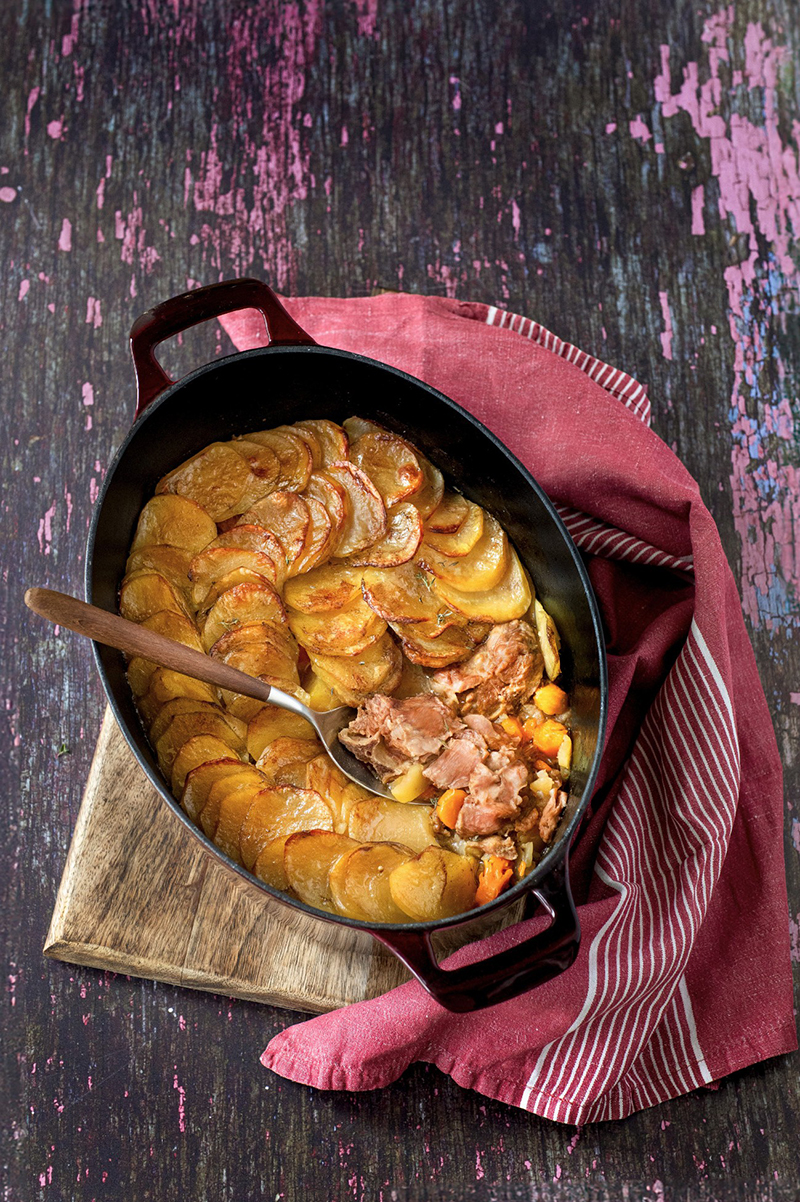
[2, 1, 798, 1200]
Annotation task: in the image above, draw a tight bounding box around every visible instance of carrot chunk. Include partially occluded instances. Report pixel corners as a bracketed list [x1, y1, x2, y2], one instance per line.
[435, 787, 466, 828]
[534, 683, 568, 715]
[499, 715, 528, 742]
[530, 718, 568, 759]
[475, 855, 515, 906]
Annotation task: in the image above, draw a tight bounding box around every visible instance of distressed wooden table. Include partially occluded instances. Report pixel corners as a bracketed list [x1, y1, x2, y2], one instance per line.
[2, 2, 799, 1199]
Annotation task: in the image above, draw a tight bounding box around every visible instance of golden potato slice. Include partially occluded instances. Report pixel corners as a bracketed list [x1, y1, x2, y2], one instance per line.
[418, 512, 508, 592]
[303, 472, 347, 542]
[227, 438, 280, 489]
[294, 419, 349, 466]
[306, 672, 346, 711]
[246, 705, 317, 760]
[181, 757, 246, 823]
[200, 580, 286, 652]
[389, 847, 478, 921]
[426, 491, 470, 534]
[196, 567, 275, 616]
[534, 598, 562, 681]
[130, 494, 217, 555]
[188, 547, 282, 608]
[213, 781, 269, 860]
[395, 625, 479, 669]
[256, 736, 321, 781]
[149, 697, 223, 745]
[241, 428, 312, 491]
[171, 734, 239, 796]
[347, 798, 436, 853]
[329, 842, 414, 922]
[206, 523, 287, 589]
[423, 500, 484, 557]
[119, 571, 191, 624]
[406, 454, 444, 519]
[290, 496, 334, 576]
[348, 431, 424, 507]
[304, 756, 369, 833]
[253, 835, 292, 890]
[342, 415, 384, 441]
[273, 423, 322, 470]
[126, 610, 204, 696]
[240, 492, 310, 567]
[434, 547, 532, 622]
[307, 632, 402, 706]
[240, 786, 335, 870]
[210, 622, 302, 720]
[324, 462, 387, 556]
[347, 503, 423, 569]
[283, 830, 359, 911]
[156, 442, 258, 522]
[361, 562, 455, 627]
[156, 710, 247, 777]
[137, 670, 217, 726]
[288, 596, 386, 656]
[125, 544, 194, 594]
[200, 767, 266, 838]
[284, 562, 364, 614]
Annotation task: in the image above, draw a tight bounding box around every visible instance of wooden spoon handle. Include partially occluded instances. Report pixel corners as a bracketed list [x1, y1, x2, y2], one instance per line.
[24, 587, 275, 705]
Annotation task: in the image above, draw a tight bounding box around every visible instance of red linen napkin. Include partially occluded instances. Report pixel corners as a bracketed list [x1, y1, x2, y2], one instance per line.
[220, 293, 796, 1123]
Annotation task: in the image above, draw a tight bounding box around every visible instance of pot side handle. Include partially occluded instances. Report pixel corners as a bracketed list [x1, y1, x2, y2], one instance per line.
[374, 852, 580, 1013]
[129, 277, 316, 418]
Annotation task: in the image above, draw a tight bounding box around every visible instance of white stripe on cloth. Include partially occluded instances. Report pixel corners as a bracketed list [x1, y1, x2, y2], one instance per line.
[555, 505, 695, 575]
[516, 623, 737, 1122]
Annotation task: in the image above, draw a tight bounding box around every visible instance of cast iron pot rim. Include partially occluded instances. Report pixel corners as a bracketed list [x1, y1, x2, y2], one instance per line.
[86, 341, 608, 934]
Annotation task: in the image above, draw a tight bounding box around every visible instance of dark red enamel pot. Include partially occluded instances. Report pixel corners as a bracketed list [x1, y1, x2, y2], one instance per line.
[86, 277, 608, 1013]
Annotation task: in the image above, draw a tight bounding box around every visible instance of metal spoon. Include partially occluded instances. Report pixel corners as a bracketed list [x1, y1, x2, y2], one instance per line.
[24, 587, 396, 799]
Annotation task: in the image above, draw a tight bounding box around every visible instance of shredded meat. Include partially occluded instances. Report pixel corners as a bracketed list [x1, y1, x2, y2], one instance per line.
[339, 693, 459, 782]
[539, 789, 568, 843]
[430, 620, 544, 718]
[465, 834, 518, 860]
[423, 737, 483, 790]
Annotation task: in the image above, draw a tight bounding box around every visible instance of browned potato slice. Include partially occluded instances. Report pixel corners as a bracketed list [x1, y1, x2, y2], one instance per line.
[241, 428, 312, 491]
[171, 734, 239, 796]
[138, 670, 217, 726]
[273, 423, 322, 469]
[288, 597, 386, 656]
[304, 756, 369, 832]
[156, 442, 259, 521]
[197, 567, 277, 615]
[227, 438, 280, 489]
[418, 512, 508, 592]
[426, 491, 470, 534]
[284, 561, 364, 614]
[131, 494, 217, 555]
[434, 547, 532, 622]
[200, 767, 266, 838]
[307, 632, 402, 706]
[149, 697, 224, 745]
[305, 671, 346, 712]
[406, 454, 444, 519]
[240, 786, 335, 870]
[181, 757, 245, 822]
[348, 431, 424, 507]
[156, 710, 247, 777]
[119, 571, 191, 624]
[342, 415, 385, 441]
[347, 502, 423, 568]
[253, 835, 292, 890]
[347, 798, 436, 853]
[125, 544, 194, 594]
[534, 598, 562, 680]
[303, 472, 347, 542]
[246, 705, 317, 760]
[200, 580, 286, 652]
[256, 736, 321, 781]
[283, 831, 359, 910]
[329, 842, 414, 921]
[207, 523, 287, 589]
[189, 547, 282, 608]
[214, 781, 268, 860]
[423, 500, 484, 557]
[126, 610, 204, 696]
[324, 462, 387, 556]
[395, 623, 487, 669]
[389, 847, 478, 921]
[290, 496, 334, 576]
[241, 492, 310, 567]
[361, 562, 458, 627]
[294, 419, 349, 466]
[210, 622, 302, 720]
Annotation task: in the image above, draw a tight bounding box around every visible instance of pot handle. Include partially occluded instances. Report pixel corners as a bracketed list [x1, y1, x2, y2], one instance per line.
[374, 852, 579, 1013]
[129, 277, 316, 418]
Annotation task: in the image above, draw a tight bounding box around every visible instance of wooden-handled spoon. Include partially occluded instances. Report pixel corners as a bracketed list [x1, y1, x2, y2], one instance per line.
[24, 587, 395, 799]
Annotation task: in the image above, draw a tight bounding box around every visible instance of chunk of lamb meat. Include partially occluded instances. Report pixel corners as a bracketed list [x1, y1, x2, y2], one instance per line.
[339, 693, 461, 782]
[431, 620, 544, 719]
[455, 759, 529, 837]
[423, 736, 483, 790]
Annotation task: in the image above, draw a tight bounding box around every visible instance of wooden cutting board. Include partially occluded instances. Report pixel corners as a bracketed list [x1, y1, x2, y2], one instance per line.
[44, 709, 413, 1013]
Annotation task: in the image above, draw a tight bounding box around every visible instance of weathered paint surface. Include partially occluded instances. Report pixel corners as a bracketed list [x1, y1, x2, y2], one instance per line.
[1, 1, 799, 1200]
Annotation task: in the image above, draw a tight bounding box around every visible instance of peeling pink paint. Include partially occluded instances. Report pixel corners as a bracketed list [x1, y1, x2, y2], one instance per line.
[47, 119, 64, 139]
[658, 290, 673, 360]
[85, 297, 102, 328]
[24, 87, 40, 148]
[605, 121, 617, 133]
[691, 185, 705, 235]
[58, 218, 72, 252]
[0, 187, 16, 203]
[629, 114, 652, 143]
[37, 503, 56, 555]
[18, 279, 29, 301]
[352, 0, 378, 37]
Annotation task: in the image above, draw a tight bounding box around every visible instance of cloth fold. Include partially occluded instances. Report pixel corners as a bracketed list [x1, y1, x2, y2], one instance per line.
[221, 293, 796, 1123]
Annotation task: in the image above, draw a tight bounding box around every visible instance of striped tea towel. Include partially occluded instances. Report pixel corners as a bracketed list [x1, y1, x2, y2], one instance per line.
[221, 292, 796, 1123]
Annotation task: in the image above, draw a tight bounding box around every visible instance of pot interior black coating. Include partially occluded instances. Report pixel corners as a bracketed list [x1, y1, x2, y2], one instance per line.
[87, 345, 607, 931]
